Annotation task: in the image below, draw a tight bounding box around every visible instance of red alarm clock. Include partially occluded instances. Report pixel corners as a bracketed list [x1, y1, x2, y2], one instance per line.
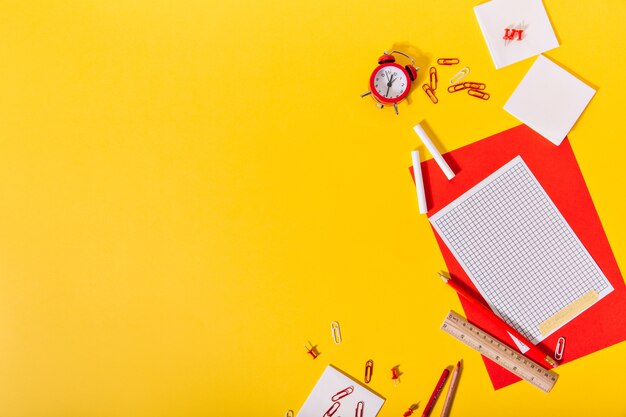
[361, 50, 419, 115]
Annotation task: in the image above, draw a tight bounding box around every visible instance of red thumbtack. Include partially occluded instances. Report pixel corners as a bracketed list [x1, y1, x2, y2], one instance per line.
[391, 366, 401, 385]
[304, 342, 319, 359]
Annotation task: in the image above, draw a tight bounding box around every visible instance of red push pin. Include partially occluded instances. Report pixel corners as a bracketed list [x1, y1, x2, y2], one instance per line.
[304, 342, 319, 359]
[391, 366, 401, 385]
[403, 403, 419, 417]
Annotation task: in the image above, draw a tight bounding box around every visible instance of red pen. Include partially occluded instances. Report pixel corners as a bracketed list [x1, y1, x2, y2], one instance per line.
[422, 368, 449, 417]
[438, 272, 558, 368]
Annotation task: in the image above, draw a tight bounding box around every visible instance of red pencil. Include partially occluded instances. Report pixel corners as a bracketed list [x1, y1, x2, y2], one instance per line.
[422, 368, 450, 417]
[438, 272, 558, 368]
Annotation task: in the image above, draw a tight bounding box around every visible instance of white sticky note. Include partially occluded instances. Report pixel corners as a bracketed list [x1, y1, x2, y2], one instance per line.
[297, 365, 385, 417]
[504, 55, 596, 145]
[474, 0, 559, 69]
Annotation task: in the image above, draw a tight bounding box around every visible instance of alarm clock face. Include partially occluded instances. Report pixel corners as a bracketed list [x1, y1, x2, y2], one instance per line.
[369, 62, 411, 104]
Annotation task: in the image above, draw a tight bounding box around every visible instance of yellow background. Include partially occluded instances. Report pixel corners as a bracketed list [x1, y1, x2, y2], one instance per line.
[0, 0, 624, 416]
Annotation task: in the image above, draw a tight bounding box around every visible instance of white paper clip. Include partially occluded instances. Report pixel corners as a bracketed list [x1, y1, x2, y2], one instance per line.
[331, 321, 342, 344]
[450, 67, 470, 85]
[554, 336, 566, 361]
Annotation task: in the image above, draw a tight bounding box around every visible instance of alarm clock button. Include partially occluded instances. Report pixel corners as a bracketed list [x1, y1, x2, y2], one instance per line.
[378, 54, 395, 64]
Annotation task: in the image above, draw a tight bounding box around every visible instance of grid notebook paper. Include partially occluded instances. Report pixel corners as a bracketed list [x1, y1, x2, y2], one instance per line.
[430, 156, 613, 344]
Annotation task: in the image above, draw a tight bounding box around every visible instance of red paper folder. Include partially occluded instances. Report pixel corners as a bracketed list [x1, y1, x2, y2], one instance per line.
[412, 124, 626, 390]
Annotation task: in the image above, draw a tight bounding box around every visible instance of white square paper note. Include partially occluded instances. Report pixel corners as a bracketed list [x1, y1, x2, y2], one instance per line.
[474, 0, 559, 69]
[297, 365, 385, 417]
[504, 55, 596, 145]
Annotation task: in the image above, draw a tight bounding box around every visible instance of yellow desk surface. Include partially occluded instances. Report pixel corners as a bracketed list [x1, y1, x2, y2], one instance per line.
[1, 1, 625, 416]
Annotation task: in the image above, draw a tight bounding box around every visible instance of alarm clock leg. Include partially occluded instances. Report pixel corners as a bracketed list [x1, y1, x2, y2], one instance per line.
[394, 103, 399, 115]
[360, 91, 372, 97]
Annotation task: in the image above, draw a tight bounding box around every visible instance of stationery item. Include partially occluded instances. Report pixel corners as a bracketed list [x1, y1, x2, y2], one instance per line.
[429, 67, 438, 90]
[503, 55, 596, 145]
[441, 311, 558, 393]
[286, 410, 294, 417]
[422, 368, 450, 417]
[391, 366, 401, 384]
[410, 124, 626, 389]
[324, 402, 340, 417]
[467, 89, 490, 100]
[297, 365, 385, 417]
[412, 123, 455, 180]
[355, 401, 364, 417]
[448, 83, 468, 93]
[304, 342, 319, 359]
[364, 359, 374, 384]
[474, 0, 558, 69]
[331, 321, 342, 344]
[403, 404, 419, 417]
[423, 84, 439, 104]
[450, 68, 470, 84]
[554, 337, 566, 361]
[411, 150, 428, 214]
[430, 156, 614, 345]
[437, 58, 459, 65]
[440, 361, 461, 417]
[438, 272, 558, 368]
[463, 82, 485, 90]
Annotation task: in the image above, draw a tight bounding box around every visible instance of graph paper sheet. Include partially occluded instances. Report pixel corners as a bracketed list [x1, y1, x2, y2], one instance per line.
[430, 156, 613, 344]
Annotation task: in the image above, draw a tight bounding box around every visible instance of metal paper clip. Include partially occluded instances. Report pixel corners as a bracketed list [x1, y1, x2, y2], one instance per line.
[364, 359, 374, 383]
[422, 84, 438, 104]
[437, 58, 460, 65]
[429, 67, 438, 90]
[330, 321, 342, 344]
[450, 67, 470, 84]
[467, 89, 490, 100]
[463, 82, 486, 90]
[355, 401, 364, 417]
[447, 83, 468, 93]
[286, 410, 294, 417]
[324, 402, 340, 417]
[304, 342, 319, 359]
[555, 337, 566, 361]
[331, 385, 354, 402]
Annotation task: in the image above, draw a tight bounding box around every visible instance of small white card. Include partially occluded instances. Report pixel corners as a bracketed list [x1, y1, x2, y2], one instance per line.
[504, 55, 596, 145]
[474, 0, 559, 69]
[296, 365, 385, 417]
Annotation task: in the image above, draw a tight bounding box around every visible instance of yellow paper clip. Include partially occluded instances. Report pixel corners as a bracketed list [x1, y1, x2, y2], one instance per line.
[355, 401, 364, 417]
[286, 410, 294, 417]
[464, 82, 486, 90]
[450, 67, 470, 84]
[429, 66, 438, 90]
[467, 89, 490, 100]
[447, 83, 468, 93]
[331, 321, 342, 344]
[364, 359, 374, 383]
[422, 84, 438, 104]
[437, 58, 460, 65]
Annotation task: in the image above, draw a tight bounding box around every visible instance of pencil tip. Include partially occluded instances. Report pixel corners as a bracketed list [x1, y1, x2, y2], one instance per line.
[438, 272, 449, 282]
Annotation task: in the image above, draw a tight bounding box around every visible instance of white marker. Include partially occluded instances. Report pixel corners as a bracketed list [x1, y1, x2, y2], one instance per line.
[411, 149, 428, 214]
[413, 123, 455, 180]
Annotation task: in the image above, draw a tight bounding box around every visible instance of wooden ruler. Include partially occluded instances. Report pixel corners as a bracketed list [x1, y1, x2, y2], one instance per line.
[441, 310, 558, 393]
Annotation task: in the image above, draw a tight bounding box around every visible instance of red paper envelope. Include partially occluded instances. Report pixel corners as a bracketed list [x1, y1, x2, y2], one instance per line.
[411, 124, 626, 390]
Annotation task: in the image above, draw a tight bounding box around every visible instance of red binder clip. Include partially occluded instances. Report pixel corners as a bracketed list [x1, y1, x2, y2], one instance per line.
[324, 402, 340, 417]
[447, 83, 468, 93]
[423, 84, 438, 104]
[437, 58, 460, 65]
[391, 366, 401, 384]
[304, 342, 319, 359]
[331, 386, 354, 402]
[467, 89, 490, 100]
[355, 401, 364, 417]
[429, 67, 438, 90]
[364, 359, 374, 384]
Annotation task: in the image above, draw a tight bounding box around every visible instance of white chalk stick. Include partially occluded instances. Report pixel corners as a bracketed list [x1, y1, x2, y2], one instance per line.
[413, 123, 455, 180]
[411, 149, 428, 214]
